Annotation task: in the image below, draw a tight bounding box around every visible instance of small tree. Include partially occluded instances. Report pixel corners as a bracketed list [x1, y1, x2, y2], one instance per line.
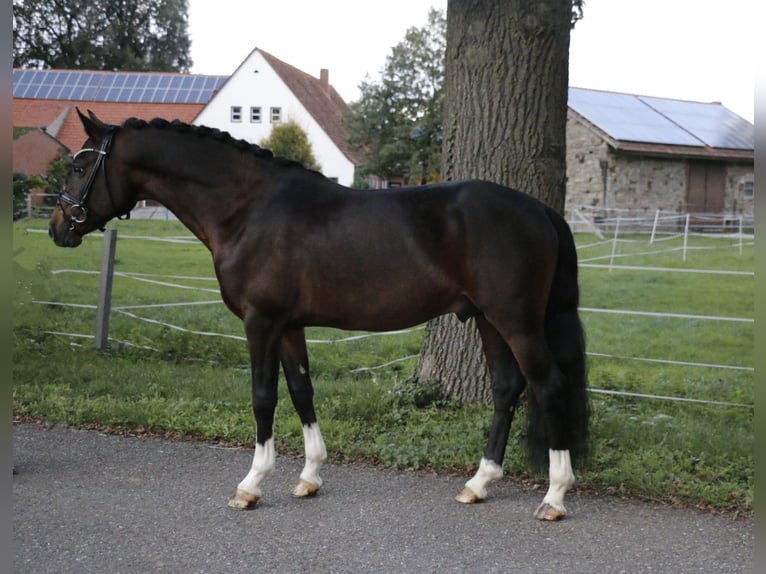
[259, 120, 321, 172]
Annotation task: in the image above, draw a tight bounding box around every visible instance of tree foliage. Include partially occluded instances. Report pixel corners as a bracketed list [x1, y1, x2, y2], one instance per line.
[259, 120, 321, 172]
[12, 0, 192, 71]
[346, 8, 446, 185]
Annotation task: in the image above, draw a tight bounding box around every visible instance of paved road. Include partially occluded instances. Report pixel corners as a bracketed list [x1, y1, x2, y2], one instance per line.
[14, 422, 752, 574]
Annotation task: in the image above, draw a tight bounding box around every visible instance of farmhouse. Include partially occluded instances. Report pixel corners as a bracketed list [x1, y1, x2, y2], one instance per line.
[12, 48, 365, 187]
[194, 48, 366, 186]
[565, 87, 754, 220]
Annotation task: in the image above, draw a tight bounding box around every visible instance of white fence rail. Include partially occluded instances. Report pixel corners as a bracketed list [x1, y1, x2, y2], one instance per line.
[29, 222, 754, 408]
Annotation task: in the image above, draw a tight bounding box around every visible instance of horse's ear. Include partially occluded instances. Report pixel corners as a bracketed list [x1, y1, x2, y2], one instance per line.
[76, 107, 107, 142]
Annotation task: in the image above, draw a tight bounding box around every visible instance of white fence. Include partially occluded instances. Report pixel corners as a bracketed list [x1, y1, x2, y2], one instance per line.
[29, 219, 754, 409]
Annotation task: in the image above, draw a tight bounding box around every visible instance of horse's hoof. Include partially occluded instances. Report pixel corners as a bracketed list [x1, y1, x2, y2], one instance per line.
[533, 502, 566, 521]
[455, 487, 483, 504]
[291, 478, 320, 498]
[227, 488, 260, 510]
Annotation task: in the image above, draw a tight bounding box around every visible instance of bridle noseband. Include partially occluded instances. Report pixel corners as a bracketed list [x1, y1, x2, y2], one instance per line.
[58, 126, 130, 231]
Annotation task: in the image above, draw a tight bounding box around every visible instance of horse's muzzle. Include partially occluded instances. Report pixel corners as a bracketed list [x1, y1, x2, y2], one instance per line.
[48, 219, 83, 248]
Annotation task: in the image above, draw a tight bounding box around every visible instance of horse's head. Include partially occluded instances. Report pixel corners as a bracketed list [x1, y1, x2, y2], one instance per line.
[49, 109, 135, 247]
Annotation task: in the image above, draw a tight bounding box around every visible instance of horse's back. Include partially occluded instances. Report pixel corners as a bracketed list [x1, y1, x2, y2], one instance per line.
[219, 177, 564, 332]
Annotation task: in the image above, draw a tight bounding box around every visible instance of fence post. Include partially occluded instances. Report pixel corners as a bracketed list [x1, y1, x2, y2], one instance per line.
[738, 215, 743, 256]
[682, 213, 690, 262]
[649, 209, 660, 244]
[609, 216, 621, 271]
[95, 229, 118, 350]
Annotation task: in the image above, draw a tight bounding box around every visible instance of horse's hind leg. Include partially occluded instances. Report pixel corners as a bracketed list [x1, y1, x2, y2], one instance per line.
[456, 316, 526, 504]
[534, 449, 575, 521]
[509, 331, 576, 521]
[280, 328, 327, 498]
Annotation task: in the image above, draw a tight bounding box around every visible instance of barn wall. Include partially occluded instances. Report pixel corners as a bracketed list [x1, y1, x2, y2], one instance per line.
[565, 114, 754, 218]
[725, 163, 754, 216]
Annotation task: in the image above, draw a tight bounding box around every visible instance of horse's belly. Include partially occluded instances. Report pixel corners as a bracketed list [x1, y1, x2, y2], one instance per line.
[302, 285, 470, 332]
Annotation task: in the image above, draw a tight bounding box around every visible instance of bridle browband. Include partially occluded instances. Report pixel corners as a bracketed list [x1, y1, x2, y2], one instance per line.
[57, 125, 130, 231]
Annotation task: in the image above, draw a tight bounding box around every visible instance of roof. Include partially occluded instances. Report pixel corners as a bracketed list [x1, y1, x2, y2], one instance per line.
[13, 98, 205, 152]
[258, 50, 366, 166]
[568, 87, 753, 160]
[12, 68, 225, 151]
[13, 60, 365, 166]
[12, 69, 228, 104]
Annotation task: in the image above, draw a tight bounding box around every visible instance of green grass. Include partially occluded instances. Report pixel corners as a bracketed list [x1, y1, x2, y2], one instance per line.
[13, 219, 753, 514]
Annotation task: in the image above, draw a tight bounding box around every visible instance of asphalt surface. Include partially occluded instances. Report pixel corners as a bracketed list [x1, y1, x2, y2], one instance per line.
[14, 422, 752, 574]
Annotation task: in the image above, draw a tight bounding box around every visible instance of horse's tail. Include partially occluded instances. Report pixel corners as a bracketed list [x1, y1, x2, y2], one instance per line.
[526, 207, 590, 469]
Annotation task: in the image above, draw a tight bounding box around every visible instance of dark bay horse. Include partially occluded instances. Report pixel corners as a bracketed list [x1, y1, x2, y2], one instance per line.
[49, 110, 589, 521]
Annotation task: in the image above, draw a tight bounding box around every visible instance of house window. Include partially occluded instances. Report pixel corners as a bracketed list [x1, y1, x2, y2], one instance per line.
[742, 180, 754, 198]
[231, 106, 242, 122]
[270, 107, 282, 123]
[250, 107, 261, 123]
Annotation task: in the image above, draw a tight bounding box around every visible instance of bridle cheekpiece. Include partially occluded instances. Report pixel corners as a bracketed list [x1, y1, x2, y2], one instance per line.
[57, 125, 128, 231]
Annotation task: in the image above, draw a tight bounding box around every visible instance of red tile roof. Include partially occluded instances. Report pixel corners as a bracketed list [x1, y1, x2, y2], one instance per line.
[13, 99, 205, 152]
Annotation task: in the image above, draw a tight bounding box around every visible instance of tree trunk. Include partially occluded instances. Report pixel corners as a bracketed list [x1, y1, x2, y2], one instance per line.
[414, 0, 573, 403]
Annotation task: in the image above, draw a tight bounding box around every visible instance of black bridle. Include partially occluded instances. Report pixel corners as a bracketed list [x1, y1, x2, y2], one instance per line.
[57, 125, 130, 231]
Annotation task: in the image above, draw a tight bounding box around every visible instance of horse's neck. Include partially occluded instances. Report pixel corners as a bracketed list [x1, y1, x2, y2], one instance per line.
[131, 144, 262, 252]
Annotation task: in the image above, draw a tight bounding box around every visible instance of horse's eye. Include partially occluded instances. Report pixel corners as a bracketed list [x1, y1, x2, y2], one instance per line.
[73, 166, 84, 175]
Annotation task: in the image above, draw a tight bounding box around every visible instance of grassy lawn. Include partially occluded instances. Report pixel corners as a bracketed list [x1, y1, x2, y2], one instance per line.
[13, 219, 753, 514]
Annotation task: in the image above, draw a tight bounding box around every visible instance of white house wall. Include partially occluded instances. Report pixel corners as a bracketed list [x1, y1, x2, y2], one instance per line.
[193, 50, 355, 186]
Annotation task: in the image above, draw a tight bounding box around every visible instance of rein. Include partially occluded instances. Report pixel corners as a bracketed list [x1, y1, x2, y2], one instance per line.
[57, 126, 130, 231]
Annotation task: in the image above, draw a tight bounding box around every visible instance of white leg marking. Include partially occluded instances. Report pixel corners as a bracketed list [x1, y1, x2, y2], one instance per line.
[541, 449, 575, 513]
[299, 423, 327, 487]
[237, 438, 275, 498]
[463, 457, 504, 500]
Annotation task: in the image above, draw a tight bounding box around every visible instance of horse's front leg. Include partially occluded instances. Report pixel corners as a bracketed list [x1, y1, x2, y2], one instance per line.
[228, 315, 283, 510]
[280, 327, 327, 498]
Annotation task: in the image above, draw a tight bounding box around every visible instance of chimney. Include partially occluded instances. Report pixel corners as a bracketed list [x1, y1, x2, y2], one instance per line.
[320, 68, 330, 95]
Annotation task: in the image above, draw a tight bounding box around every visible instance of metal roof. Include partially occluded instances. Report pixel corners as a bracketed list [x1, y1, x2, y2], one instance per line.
[568, 87, 753, 151]
[12, 69, 228, 104]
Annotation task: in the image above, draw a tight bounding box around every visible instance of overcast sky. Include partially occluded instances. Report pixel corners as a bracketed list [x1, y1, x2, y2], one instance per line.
[188, 0, 754, 123]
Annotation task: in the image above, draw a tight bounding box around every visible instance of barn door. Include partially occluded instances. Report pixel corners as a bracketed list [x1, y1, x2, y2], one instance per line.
[687, 160, 725, 214]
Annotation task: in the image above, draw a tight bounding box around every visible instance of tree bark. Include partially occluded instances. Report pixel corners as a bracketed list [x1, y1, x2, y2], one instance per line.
[414, 0, 573, 403]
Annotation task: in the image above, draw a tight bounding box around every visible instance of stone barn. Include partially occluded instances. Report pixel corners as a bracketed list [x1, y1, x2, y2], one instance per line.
[565, 88, 753, 222]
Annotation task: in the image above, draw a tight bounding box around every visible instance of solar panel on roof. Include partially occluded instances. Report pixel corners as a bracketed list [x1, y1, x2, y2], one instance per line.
[568, 88, 753, 150]
[640, 96, 753, 150]
[12, 69, 228, 104]
[568, 88, 703, 147]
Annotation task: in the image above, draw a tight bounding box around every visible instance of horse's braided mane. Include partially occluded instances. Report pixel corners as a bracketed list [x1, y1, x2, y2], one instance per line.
[121, 117, 307, 168]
